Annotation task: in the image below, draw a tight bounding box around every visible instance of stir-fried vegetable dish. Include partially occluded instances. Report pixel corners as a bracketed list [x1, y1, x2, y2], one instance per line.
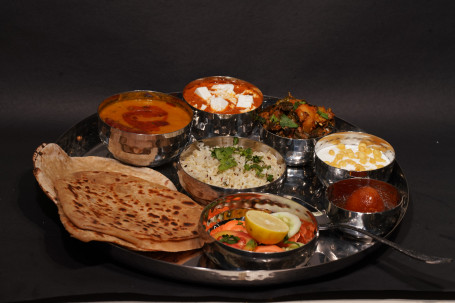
[257, 93, 335, 139]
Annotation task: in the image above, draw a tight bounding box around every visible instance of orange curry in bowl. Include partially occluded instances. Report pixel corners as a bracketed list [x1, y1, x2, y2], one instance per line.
[183, 76, 263, 115]
[99, 98, 192, 134]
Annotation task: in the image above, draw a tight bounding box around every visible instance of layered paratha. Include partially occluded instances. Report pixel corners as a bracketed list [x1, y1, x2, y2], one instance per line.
[33, 143, 203, 252]
[33, 143, 177, 204]
[58, 206, 201, 252]
[54, 171, 203, 252]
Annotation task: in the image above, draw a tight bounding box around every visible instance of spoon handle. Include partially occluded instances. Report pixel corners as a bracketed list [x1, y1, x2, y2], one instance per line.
[324, 223, 453, 264]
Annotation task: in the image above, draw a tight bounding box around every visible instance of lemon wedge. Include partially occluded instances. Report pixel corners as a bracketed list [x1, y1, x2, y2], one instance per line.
[244, 210, 289, 244]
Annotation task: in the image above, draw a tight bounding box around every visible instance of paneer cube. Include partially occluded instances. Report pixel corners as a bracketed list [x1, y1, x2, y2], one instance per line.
[194, 86, 212, 100]
[211, 84, 235, 93]
[237, 94, 253, 108]
[209, 97, 229, 112]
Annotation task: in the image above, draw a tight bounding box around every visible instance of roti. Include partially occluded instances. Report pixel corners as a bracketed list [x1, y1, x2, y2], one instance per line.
[54, 171, 203, 251]
[58, 207, 201, 252]
[33, 143, 204, 252]
[33, 143, 177, 204]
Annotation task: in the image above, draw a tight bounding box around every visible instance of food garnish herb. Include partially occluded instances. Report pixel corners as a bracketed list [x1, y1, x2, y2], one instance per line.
[257, 93, 335, 139]
[271, 114, 299, 128]
[317, 110, 329, 120]
[210, 138, 275, 181]
[270, 114, 279, 123]
[219, 234, 240, 244]
[244, 239, 258, 251]
[218, 157, 237, 172]
[212, 147, 237, 171]
[279, 115, 299, 128]
[293, 100, 306, 110]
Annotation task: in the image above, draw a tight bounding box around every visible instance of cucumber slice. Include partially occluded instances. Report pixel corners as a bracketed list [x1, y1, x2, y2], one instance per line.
[271, 212, 301, 238]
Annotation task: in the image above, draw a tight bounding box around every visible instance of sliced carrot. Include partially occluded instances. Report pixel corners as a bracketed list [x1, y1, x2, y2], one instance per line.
[254, 245, 285, 253]
[210, 220, 247, 236]
[221, 219, 246, 230]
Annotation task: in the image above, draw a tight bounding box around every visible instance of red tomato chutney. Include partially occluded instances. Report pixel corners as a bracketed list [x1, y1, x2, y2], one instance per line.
[99, 98, 192, 134]
[328, 178, 400, 213]
[183, 76, 263, 115]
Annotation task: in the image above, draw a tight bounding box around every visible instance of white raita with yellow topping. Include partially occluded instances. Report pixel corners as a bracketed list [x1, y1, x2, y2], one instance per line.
[317, 141, 392, 171]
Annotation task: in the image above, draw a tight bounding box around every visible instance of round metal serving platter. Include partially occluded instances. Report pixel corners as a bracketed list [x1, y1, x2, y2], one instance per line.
[56, 95, 409, 286]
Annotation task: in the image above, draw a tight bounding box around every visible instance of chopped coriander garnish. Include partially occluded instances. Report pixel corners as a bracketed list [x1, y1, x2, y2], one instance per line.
[239, 147, 253, 158]
[212, 146, 234, 159]
[219, 234, 240, 244]
[218, 157, 237, 171]
[210, 143, 275, 182]
[270, 114, 279, 123]
[252, 155, 262, 163]
[211, 147, 237, 172]
[244, 239, 258, 251]
[249, 163, 264, 176]
[279, 115, 299, 128]
[293, 100, 306, 110]
[317, 110, 329, 119]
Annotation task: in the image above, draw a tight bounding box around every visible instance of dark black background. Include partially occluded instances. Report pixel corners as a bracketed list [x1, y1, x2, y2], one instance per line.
[1, 0, 454, 302]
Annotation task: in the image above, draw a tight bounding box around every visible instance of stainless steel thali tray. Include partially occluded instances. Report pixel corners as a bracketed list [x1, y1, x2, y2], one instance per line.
[55, 95, 409, 286]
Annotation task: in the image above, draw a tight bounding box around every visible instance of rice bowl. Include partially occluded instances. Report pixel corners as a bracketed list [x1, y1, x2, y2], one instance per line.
[180, 142, 284, 189]
[176, 136, 286, 205]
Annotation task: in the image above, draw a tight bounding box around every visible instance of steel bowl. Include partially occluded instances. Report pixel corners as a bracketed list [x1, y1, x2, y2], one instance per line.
[176, 136, 286, 205]
[198, 192, 319, 270]
[182, 76, 263, 140]
[324, 178, 407, 238]
[98, 90, 193, 167]
[314, 131, 396, 186]
[259, 127, 321, 166]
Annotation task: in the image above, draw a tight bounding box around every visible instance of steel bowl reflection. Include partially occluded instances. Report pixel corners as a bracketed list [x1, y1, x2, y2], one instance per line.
[198, 192, 319, 270]
[259, 127, 320, 166]
[98, 90, 193, 167]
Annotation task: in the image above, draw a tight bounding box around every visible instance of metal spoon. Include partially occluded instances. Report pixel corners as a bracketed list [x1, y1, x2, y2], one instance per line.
[286, 194, 453, 264]
[320, 222, 453, 264]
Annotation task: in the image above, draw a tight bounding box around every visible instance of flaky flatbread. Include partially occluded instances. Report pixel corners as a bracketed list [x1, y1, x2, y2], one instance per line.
[33, 143, 177, 204]
[58, 206, 201, 252]
[33, 143, 203, 252]
[54, 171, 203, 251]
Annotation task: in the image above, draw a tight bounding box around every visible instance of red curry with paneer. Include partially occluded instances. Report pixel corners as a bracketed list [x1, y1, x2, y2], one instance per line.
[183, 76, 263, 115]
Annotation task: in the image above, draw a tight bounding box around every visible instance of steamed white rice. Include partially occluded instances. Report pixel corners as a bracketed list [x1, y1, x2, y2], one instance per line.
[181, 142, 285, 189]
